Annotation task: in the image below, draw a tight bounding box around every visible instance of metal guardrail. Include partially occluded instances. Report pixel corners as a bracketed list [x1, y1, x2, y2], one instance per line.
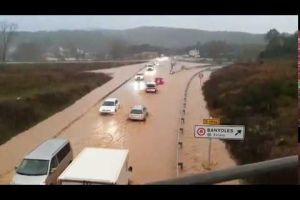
[176, 70, 204, 176]
[147, 155, 298, 185]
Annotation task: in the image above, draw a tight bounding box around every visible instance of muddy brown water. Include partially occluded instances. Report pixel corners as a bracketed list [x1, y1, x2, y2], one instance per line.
[0, 58, 237, 184]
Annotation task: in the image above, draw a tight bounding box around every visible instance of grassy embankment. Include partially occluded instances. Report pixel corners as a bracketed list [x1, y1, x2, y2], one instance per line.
[0, 61, 143, 145]
[203, 59, 297, 184]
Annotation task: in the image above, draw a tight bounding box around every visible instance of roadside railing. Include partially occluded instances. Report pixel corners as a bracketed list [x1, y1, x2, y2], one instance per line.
[176, 69, 205, 176]
[148, 155, 298, 185]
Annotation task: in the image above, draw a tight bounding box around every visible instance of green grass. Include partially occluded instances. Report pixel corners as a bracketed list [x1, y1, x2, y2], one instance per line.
[203, 59, 297, 184]
[0, 61, 144, 145]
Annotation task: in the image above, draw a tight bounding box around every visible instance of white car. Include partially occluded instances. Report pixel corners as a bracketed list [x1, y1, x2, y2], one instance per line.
[135, 73, 144, 81]
[146, 63, 155, 70]
[146, 65, 155, 72]
[99, 98, 120, 114]
[128, 105, 148, 121]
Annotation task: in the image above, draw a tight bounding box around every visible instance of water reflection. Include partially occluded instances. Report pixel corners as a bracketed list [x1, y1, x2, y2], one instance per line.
[94, 118, 119, 139]
[144, 69, 156, 76]
[106, 120, 118, 135]
[133, 81, 146, 91]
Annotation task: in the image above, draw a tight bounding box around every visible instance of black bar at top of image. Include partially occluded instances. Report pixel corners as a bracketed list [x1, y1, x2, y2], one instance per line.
[0, 0, 299, 15]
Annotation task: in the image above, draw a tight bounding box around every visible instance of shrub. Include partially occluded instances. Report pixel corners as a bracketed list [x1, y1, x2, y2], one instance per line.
[203, 59, 297, 184]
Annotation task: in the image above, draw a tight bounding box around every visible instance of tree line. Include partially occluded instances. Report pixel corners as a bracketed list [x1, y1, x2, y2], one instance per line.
[258, 29, 298, 59]
[202, 29, 298, 184]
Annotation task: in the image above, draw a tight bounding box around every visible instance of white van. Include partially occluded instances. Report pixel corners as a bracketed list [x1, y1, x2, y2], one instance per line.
[58, 148, 132, 185]
[10, 139, 73, 185]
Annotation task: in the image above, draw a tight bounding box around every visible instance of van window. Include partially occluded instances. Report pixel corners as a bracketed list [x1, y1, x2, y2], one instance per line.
[50, 156, 59, 170]
[57, 143, 71, 162]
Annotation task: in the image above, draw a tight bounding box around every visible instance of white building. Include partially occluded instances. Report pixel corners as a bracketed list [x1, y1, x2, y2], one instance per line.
[188, 49, 200, 58]
[45, 57, 59, 62]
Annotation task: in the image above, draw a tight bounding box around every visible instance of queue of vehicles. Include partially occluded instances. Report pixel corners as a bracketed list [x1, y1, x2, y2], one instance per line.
[99, 61, 161, 120]
[11, 61, 161, 185]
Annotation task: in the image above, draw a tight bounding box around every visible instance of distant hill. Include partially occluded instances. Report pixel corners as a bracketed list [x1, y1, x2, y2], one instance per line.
[122, 26, 266, 47]
[10, 26, 266, 55]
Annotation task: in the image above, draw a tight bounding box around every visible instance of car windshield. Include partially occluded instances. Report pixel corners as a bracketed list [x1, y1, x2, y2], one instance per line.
[16, 159, 49, 176]
[131, 109, 143, 114]
[147, 68, 153, 71]
[147, 84, 155, 88]
[103, 101, 115, 106]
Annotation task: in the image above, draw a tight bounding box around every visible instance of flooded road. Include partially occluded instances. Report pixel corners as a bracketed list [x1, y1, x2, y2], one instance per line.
[58, 59, 204, 184]
[0, 58, 236, 184]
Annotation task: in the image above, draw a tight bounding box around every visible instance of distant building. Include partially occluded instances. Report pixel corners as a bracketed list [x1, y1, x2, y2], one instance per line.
[43, 53, 59, 62]
[188, 49, 200, 58]
[45, 57, 59, 62]
[133, 52, 159, 59]
[204, 58, 213, 62]
[64, 57, 77, 61]
[56, 46, 70, 59]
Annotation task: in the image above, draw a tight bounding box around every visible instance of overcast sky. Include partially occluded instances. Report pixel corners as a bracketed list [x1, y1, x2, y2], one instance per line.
[0, 15, 298, 34]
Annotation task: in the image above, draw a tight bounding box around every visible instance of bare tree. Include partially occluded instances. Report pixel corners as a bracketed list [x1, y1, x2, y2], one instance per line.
[0, 21, 18, 62]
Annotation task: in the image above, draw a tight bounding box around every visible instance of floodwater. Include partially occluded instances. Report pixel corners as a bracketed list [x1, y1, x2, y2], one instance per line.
[0, 58, 237, 184]
[179, 70, 239, 185]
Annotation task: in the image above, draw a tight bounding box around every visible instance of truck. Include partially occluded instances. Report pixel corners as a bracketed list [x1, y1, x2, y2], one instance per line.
[58, 147, 132, 185]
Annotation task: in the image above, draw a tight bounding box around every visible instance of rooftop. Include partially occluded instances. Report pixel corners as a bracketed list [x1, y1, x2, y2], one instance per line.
[104, 98, 117, 102]
[25, 139, 69, 160]
[58, 148, 128, 184]
[132, 105, 144, 110]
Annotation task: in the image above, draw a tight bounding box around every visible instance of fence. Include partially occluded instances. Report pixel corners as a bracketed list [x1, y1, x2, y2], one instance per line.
[149, 155, 298, 185]
[176, 69, 206, 176]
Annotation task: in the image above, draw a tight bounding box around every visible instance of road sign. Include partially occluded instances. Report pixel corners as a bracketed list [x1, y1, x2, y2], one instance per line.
[194, 125, 245, 140]
[196, 127, 206, 136]
[203, 118, 220, 125]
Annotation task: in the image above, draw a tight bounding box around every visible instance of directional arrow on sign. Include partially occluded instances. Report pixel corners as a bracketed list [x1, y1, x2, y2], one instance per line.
[235, 130, 242, 136]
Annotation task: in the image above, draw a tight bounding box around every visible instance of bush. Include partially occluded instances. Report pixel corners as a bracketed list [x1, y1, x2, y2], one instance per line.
[203, 59, 297, 184]
[0, 62, 117, 145]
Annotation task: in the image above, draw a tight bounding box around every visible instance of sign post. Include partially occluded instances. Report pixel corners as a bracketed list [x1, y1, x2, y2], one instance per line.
[197, 119, 244, 170]
[208, 137, 212, 168]
[203, 117, 220, 169]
